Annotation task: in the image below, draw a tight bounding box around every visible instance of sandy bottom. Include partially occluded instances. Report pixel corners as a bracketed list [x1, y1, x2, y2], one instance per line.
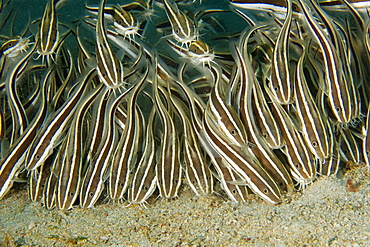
[1, 164, 369, 246]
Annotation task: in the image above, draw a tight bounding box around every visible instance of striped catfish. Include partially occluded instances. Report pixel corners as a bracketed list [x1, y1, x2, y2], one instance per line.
[86, 3, 140, 39]
[170, 66, 253, 200]
[252, 81, 283, 149]
[187, 40, 215, 67]
[294, 43, 333, 161]
[339, 128, 360, 164]
[166, 39, 216, 68]
[171, 94, 213, 196]
[153, 68, 182, 199]
[0, 67, 51, 199]
[26, 67, 95, 171]
[80, 84, 136, 208]
[309, 0, 360, 123]
[5, 43, 37, 144]
[129, 106, 157, 206]
[317, 133, 341, 177]
[202, 105, 282, 204]
[269, 0, 294, 105]
[163, 0, 197, 47]
[269, 97, 317, 189]
[206, 64, 248, 148]
[43, 148, 63, 210]
[297, 0, 354, 125]
[109, 65, 149, 201]
[56, 84, 104, 210]
[232, 44, 293, 195]
[76, 26, 95, 74]
[95, 0, 125, 89]
[29, 150, 56, 203]
[112, 5, 140, 39]
[0, 37, 30, 59]
[212, 157, 249, 203]
[84, 74, 111, 165]
[36, 0, 59, 63]
[234, 27, 282, 151]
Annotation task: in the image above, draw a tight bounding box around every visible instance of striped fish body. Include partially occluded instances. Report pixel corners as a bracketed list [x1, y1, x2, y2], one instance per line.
[0, 67, 51, 200]
[163, 0, 196, 47]
[43, 149, 64, 210]
[5, 44, 37, 144]
[294, 44, 332, 161]
[212, 157, 249, 203]
[129, 106, 157, 205]
[232, 44, 293, 195]
[203, 104, 282, 204]
[26, 67, 95, 171]
[297, 0, 354, 125]
[317, 133, 341, 176]
[29, 154, 53, 203]
[56, 85, 104, 210]
[339, 128, 360, 164]
[37, 0, 59, 61]
[80, 84, 137, 208]
[96, 0, 125, 89]
[251, 80, 283, 149]
[0, 38, 30, 59]
[86, 3, 139, 38]
[79, 88, 114, 208]
[172, 95, 213, 196]
[187, 40, 215, 67]
[109, 67, 149, 200]
[153, 66, 182, 199]
[207, 65, 248, 148]
[269, 0, 294, 105]
[111, 5, 140, 39]
[269, 99, 317, 188]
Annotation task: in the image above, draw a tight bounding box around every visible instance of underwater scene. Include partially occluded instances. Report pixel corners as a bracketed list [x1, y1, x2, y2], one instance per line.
[0, 0, 369, 213]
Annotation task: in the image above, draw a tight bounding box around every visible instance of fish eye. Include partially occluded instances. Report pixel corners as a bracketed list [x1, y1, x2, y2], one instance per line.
[70, 192, 74, 197]
[335, 106, 341, 112]
[263, 189, 269, 194]
[295, 163, 301, 169]
[274, 86, 279, 91]
[262, 132, 268, 138]
[174, 179, 178, 184]
[192, 47, 197, 53]
[312, 141, 318, 147]
[232, 189, 236, 194]
[230, 129, 237, 136]
[144, 186, 149, 191]
[89, 192, 94, 197]
[175, 29, 180, 34]
[35, 154, 41, 160]
[192, 180, 196, 184]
